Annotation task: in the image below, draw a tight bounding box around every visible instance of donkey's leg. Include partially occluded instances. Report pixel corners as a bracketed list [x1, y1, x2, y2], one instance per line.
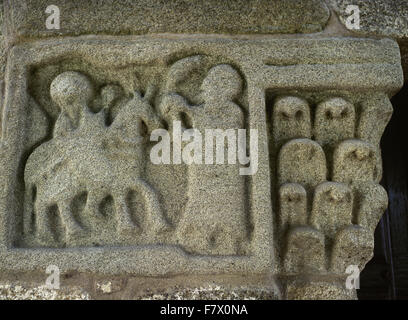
[133, 179, 170, 234]
[23, 185, 35, 235]
[84, 188, 107, 218]
[114, 192, 140, 235]
[58, 199, 84, 241]
[35, 199, 55, 244]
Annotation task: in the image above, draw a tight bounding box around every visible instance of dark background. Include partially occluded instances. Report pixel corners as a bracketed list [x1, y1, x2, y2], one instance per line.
[358, 83, 408, 300]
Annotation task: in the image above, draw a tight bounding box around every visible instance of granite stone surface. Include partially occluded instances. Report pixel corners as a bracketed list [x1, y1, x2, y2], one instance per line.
[330, 0, 408, 79]
[330, 0, 408, 39]
[0, 0, 405, 300]
[3, 0, 330, 37]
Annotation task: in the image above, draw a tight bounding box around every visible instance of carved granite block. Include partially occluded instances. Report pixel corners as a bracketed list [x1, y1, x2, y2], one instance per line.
[357, 94, 394, 148]
[264, 39, 402, 295]
[332, 140, 379, 184]
[310, 182, 353, 239]
[286, 279, 355, 300]
[314, 97, 355, 150]
[3, 0, 330, 38]
[354, 181, 388, 232]
[331, 225, 374, 273]
[272, 96, 312, 149]
[0, 35, 403, 300]
[278, 183, 308, 231]
[330, 0, 408, 38]
[278, 139, 327, 190]
[283, 227, 326, 274]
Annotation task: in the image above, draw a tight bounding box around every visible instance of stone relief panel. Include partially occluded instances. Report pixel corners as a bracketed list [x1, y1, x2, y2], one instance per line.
[20, 56, 250, 255]
[266, 91, 393, 275]
[0, 37, 402, 279]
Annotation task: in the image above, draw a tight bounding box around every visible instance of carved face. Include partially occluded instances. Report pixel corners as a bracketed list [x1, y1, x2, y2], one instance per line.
[50, 71, 94, 114]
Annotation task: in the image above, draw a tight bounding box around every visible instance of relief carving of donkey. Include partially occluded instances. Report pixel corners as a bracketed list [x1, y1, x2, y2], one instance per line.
[24, 71, 170, 244]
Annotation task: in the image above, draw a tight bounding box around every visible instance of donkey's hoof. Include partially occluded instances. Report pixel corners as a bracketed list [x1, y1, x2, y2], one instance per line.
[117, 221, 141, 237]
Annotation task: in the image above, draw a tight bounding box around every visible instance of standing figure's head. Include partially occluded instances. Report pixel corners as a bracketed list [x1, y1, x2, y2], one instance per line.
[50, 71, 94, 118]
[200, 64, 242, 102]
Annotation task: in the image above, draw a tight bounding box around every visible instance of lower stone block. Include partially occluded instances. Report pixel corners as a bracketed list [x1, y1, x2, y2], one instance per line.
[285, 280, 356, 300]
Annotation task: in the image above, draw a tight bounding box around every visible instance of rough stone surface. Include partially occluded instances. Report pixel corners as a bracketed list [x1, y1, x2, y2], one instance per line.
[0, 0, 5, 78]
[330, 0, 408, 79]
[0, 272, 281, 299]
[0, 281, 279, 300]
[0, 36, 402, 299]
[0, 0, 405, 300]
[330, 0, 408, 39]
[285, 280, 356, 300]
[3, 0, 330, 38]
[137, 285, 278, 300]
[0, 283, 90, 300]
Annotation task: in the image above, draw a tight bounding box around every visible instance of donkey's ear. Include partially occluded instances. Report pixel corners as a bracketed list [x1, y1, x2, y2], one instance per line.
[143, 75, 159, 104]
[100, 84, 123, 110]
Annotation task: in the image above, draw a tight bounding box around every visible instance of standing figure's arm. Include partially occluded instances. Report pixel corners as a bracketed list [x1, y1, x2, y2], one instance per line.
[158, 93, 194, 130]
[108, 91, 163, 146]
[132, 92, 163, 134]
